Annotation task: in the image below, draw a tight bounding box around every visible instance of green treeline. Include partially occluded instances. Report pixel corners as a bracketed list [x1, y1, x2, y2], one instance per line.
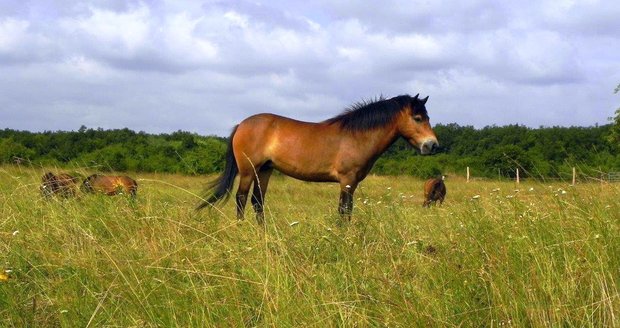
[0, 127, 226, 175]
[376, 123, 619, 180]
[1, 124, 618, 179]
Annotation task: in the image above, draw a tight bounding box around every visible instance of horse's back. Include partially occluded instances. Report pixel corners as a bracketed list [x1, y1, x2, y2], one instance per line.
[87, 175, 137, 196]
[236, 113, 321, 142]
[234, 113, 341, 181]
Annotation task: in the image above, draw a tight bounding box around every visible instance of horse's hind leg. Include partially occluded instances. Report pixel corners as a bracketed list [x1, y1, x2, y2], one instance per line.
[236, 173, 253, 220]
[251, 167, 273, 225]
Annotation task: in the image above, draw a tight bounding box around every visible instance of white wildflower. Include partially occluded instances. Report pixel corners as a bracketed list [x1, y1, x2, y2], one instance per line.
[12, 230, 19, 236]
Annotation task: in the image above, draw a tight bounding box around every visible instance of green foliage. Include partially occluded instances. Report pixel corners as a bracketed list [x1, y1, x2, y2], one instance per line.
[607, 83, 620, 147]
[375, 123, 617, 179]
[482, 144, 533, 178]
[0, 122, 618, 179]
[0, 128, 226, 175]
[0, 138, 35, 162]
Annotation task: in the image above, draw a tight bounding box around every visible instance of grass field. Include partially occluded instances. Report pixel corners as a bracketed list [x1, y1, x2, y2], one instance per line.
[0, 165, 618, 327]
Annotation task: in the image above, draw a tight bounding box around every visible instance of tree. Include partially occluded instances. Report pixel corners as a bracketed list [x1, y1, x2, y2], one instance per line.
[482, 144, 533, 178]
[607, 83, 620, 147]
[0, 138, 35, 162]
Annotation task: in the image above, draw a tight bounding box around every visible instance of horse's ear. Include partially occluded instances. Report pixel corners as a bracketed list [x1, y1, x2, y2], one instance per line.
[421, 96, 429, 104]
[413, 93, 419, 100]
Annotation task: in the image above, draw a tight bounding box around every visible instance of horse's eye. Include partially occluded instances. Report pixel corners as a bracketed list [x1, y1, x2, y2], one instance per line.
[414, 115, 423, 123]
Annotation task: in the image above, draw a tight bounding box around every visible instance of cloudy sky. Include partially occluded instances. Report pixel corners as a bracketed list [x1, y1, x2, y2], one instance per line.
[1, 0, 619, 136]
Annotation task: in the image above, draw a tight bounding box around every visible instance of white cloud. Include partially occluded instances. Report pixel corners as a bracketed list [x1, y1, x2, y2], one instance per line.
[0, 18, 29, 51]
[161, 13, 218, 64]
[0, 1, 618, 136]
[62, 4, 151, 57]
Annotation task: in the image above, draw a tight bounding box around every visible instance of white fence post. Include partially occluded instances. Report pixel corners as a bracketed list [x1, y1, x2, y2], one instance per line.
[466, 166, 470, 183]
[516, 168, 520, 184]
[572, 167, 576, 185]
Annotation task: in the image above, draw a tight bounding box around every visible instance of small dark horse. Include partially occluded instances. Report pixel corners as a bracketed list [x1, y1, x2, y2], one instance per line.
[423, 176, 446, 207]
[82, 174, 138, 197]
[197, 94, 439, 222]
[40, 172, 79, 198]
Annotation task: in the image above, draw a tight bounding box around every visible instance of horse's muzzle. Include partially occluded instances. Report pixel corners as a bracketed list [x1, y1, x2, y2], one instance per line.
[420, 139, 439, 155]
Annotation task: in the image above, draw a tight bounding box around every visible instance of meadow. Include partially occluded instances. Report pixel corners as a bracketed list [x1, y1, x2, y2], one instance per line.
[0, 165, 618, 327]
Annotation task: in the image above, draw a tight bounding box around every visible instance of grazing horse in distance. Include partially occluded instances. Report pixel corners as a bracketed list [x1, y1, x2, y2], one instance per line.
[423, 176, 446, 207]
[197, 94, 439, 223]
[82, 174, 138, 197]
[40, 172, 79, 198]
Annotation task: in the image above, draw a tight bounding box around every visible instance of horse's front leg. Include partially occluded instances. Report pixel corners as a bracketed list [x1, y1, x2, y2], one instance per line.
[338, 182, 357, 220]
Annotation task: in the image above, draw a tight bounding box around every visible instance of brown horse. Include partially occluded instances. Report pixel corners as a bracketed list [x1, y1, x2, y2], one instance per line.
[40, 172, 79, 198]
[423, 176, 446, 207]
[197, 94, 439, 223]
[81, 174, 138, 197]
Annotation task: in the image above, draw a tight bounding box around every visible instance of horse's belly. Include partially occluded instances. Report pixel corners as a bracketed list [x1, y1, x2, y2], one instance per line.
[271, 159, 337, 182]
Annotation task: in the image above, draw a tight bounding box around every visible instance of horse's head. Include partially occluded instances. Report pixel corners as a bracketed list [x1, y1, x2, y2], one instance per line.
[396, 94, 438, 155]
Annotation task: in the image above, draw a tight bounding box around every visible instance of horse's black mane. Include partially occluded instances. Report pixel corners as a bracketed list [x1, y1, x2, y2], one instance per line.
[325, 94, 428, 132]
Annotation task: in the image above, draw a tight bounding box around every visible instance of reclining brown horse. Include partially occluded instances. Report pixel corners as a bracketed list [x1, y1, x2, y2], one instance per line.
[423, 176, 446, 207]
[81, 174, 138, 197]
[40, 172, 79, 198]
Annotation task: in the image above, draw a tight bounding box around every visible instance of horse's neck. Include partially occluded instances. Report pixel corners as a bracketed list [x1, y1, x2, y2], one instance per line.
[350, 125, 400, 159]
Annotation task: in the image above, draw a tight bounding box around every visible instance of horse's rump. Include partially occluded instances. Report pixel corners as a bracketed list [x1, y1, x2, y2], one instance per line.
[423, 177, 446, 207]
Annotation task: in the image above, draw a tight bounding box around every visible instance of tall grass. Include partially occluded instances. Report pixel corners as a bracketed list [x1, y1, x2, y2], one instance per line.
[0, 165, 618, 327]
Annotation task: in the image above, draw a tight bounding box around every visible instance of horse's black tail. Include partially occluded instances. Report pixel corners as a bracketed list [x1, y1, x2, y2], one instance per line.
[196, 125, 239, 211]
